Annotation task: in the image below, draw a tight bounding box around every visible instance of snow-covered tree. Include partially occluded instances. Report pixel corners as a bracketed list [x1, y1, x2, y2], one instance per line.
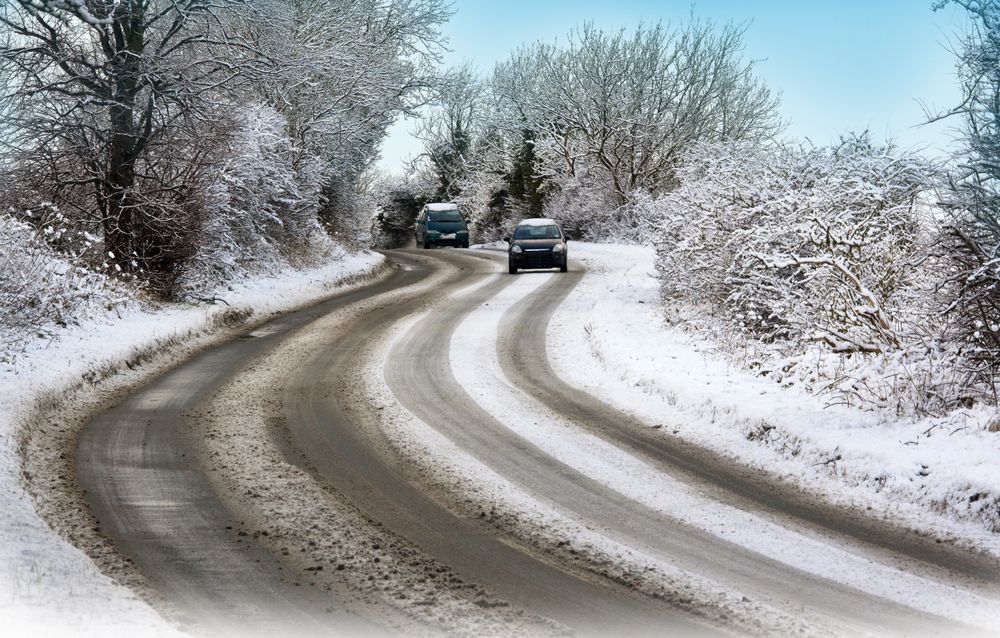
[0, 0, 255, 290]
[415, 64, 488, 200]
[932, 0, 1000, 393]
[1, 0, 453, 294]
[493, 19, 781, 204]
[243, 0, 451, 238]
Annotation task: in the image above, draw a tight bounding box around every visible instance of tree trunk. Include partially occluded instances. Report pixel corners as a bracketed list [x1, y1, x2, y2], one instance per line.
[102, 2, 145, 272]
[104, 102, 137, 268]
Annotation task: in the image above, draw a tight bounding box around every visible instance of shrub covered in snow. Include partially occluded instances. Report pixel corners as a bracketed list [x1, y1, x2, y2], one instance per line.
[653, 137, 996, 414]
[0, 216, 132, 360]
[179, 105, 337, 293]
[659, 137, 931, 350]
[931, 0, 1000, 401]
[369, 174, 436, 249]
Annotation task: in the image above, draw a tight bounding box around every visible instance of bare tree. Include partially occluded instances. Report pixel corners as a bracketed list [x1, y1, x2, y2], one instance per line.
[932, 0, 1000, 395]
[493, 19, 782, 203]
[0, 0, 256, 290]
[414, 63, 488, 200]
[422, 18, 781, 239]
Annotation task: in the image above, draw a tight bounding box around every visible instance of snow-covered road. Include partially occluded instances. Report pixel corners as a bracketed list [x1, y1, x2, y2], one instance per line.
[9, 244, 1000, 637]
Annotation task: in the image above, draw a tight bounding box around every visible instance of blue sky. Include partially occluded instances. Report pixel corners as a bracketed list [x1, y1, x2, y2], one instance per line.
[377, 1, 969, 173]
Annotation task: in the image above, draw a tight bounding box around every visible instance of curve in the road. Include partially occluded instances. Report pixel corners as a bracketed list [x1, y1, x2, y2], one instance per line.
[381, 249, 991, 636]
[282, 249, 714, 637]
[74, 244, 999, 638]
[495, 253, 1000, 588]
[76, 264, 432, 637]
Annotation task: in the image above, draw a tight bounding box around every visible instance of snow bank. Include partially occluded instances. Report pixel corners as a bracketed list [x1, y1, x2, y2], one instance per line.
[549, 243, 1000, 553]
[0, 250, 386, 636]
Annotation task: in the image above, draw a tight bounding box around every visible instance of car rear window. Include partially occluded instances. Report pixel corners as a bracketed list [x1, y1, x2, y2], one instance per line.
[428, 210, 464, 222]
[514, 224, 560, 239]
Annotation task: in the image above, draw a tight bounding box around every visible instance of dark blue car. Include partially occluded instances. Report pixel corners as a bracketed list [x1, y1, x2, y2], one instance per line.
[505, 218, 568, 274]
[415, 203, 470, 248]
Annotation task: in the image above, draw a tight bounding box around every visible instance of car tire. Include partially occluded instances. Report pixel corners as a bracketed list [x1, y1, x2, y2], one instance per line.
[508, 263, 517, 274]
[461, 241, 469, 249]
[423, 240, 431, 249]
[560, 262, 568, 273]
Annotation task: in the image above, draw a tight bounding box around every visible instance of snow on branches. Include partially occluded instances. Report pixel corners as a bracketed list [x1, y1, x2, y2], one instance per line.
[492, 19, 781, 205]
[652, 137, 995, 415]
[932, 0, 1000, 400]
[657, 136, 930, 355]
[1, 0, 452, 297]
[0, 215, 132, 359]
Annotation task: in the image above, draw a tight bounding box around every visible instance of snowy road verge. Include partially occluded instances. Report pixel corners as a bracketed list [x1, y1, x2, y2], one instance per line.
[548, 243, 1000, 559]
[1, 250, 387, 637]
[450, 266, 1000, 632]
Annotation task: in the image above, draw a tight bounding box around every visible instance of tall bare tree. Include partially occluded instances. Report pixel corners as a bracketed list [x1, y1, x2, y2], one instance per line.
[415, 63, 487, 199]
[0, 0, 254, 289]
[493, 19, 781, 203]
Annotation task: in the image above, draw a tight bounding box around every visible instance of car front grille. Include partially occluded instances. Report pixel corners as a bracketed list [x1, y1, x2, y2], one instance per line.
[520, 250, 556, 268]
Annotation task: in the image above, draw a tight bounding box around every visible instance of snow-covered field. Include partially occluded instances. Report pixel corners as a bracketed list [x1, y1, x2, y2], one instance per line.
[0, 250, 385, 637]
[548, 243, 1000, 554]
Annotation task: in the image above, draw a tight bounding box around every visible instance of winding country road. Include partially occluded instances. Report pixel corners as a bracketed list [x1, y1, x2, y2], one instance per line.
[75, 247, 1000, 637]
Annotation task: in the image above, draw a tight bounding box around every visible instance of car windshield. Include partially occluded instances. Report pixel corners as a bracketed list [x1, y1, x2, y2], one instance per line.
[428, 210, 463, 222]
[514, 224, 560, 240]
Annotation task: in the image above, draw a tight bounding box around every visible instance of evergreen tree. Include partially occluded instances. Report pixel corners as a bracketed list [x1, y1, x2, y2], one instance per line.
[506, 130, 544, 216]
[430, 120, 471, 200]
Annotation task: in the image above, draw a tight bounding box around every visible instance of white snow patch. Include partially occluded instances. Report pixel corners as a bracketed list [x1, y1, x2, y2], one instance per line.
[549, 243, 1000, 553]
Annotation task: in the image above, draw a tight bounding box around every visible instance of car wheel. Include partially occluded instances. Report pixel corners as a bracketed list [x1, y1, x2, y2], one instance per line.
[423, 240, 431, 249]
[560, 262, 568, 273]
[461, 241, 469, 249]
[508, 262, 517, 274]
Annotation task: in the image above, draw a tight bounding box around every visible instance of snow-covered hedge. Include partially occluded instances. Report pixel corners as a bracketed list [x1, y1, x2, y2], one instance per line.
[0, 216, 132, 360]
[654, 138, 995, 415]
[179, 104, 337, 293]
[658, 138, 931, 349]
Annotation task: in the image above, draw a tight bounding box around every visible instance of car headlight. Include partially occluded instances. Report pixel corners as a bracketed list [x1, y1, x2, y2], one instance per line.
[552, 243, 565, 253]
[511, 245, 523, 254]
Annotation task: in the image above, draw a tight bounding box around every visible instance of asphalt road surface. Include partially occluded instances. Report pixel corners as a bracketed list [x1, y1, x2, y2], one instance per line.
[75, 247, 1000, 637]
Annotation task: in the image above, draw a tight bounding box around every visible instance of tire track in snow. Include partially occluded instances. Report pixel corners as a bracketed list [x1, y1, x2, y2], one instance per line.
[286, 249, 711, 637]
[382, 250, 984, 636]
[445, 255, 1000, 634]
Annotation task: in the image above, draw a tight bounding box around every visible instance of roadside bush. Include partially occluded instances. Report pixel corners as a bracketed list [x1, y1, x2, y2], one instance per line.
[931, 0, 1000, 403]
[0, 216, 132, 359]
[541, 162, 621, 241]
[657, 137, 931, 350]
[179, 105, 337, 295]
[652, 137, 994, 414]
[370, 174, 434, 249]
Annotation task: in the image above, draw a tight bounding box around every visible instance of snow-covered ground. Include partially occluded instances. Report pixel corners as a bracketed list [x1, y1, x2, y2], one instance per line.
[0, 250, 385, 637]
[547, 243, 1000, 554]
[448, 265, 1000, 630]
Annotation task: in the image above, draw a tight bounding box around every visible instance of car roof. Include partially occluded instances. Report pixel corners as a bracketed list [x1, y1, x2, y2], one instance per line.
[516, 218, 559, 227]
[426, 203, 459, 211]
